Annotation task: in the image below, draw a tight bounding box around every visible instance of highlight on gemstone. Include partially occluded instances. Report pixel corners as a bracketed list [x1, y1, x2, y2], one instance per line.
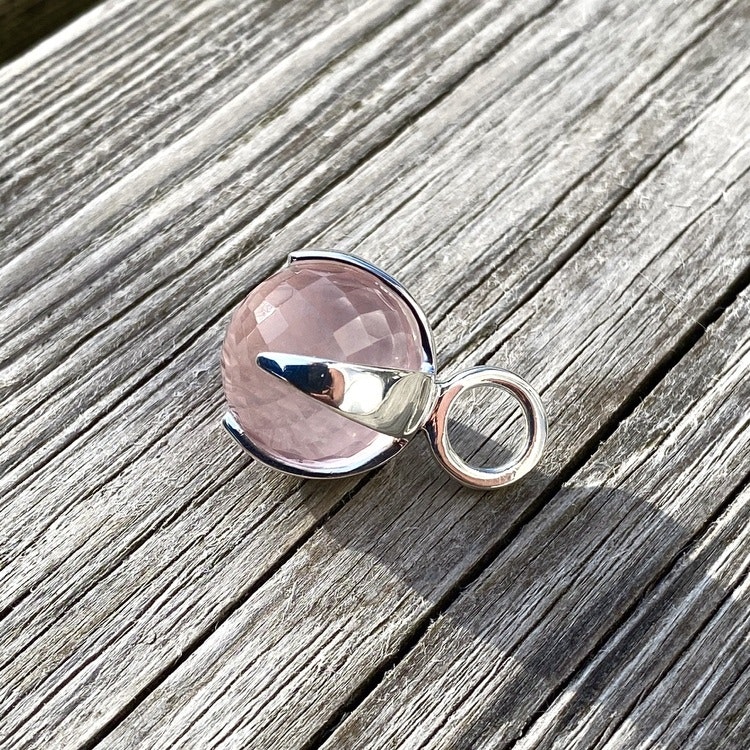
[221, 258, 427, 474]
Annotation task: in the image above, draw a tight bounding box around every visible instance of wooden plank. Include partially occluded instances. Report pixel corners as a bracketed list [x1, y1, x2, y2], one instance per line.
[95, 82, 750, 746]
[0, 0, 748, 747]
[683, 644, 750, 750]
[566, 533, 750, 749]
[320, 295, 750, 749]
[0, 0, 432, 300]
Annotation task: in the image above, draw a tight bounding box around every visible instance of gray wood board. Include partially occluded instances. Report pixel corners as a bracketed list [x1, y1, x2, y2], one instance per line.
[0, 0, 748, 747]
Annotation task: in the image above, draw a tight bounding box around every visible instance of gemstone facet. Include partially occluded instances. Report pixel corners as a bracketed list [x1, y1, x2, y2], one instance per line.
[221, 258, 427, 474]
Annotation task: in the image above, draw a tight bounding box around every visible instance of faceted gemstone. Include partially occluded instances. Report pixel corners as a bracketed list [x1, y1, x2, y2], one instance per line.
[221, 258, 427, 474]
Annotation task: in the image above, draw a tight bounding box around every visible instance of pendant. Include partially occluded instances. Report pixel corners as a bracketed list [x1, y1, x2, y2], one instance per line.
[221, 251, 546, 489]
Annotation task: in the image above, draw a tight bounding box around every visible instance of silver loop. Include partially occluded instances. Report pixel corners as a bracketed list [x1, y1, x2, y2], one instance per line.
[423, 367, 547, 489]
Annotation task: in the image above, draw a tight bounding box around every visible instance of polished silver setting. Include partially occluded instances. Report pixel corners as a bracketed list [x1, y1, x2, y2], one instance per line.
[223, 250, 547, 489]
[222, 409, 407, 477]
[256, 352, 438, 438]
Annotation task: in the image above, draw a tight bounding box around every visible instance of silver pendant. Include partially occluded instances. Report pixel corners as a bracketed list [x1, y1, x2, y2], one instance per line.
[221, 251, 546, 489]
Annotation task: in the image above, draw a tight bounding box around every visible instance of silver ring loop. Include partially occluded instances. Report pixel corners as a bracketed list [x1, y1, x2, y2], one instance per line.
[424, 367, 547, 489]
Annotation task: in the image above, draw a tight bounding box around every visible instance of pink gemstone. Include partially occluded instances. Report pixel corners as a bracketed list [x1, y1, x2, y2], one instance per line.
[221, 258, 427, 474]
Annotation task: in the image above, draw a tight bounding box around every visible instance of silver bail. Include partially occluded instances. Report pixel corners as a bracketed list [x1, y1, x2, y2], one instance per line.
[256, 352, 437, 439]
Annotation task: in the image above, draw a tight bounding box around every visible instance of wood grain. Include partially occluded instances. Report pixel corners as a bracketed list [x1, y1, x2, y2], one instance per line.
[0, 0, 748, 747]
[321, 290, 750, 750]
[99, 76, 750, 748]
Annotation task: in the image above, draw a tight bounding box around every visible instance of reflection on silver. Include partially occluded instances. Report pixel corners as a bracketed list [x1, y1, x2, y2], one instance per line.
[223, 250, 548, 489]
[424, 367, 547, 489]
[256, 352, 438, 438]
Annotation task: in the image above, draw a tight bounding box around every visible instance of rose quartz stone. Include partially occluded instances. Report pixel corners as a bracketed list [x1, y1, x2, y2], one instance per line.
[221, 258, 426, 474]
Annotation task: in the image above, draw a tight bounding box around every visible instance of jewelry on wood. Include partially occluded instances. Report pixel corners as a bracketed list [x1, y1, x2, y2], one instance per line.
[221, 251, 547, 488]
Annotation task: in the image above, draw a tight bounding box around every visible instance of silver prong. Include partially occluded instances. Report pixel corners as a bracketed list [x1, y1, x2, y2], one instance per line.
[222, 411, 256, 459]
[256, 352, 437, 438]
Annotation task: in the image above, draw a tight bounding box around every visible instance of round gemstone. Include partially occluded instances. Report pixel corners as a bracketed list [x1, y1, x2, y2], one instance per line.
[221, 258, 428, 475]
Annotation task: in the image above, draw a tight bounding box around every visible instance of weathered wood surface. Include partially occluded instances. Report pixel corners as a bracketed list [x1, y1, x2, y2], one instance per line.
[0, 0, 748, 748]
